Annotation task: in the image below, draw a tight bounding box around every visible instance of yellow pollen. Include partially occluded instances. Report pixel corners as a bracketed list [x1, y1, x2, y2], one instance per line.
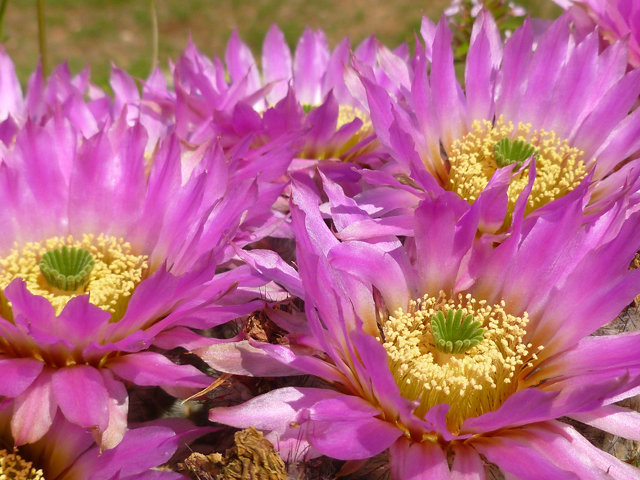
[337, 105, 373, 134]
[448, 116, 589, 216]
[0, 234, 148, 319]
[382, 292, 536, 433]
[0, 449, 44, 480]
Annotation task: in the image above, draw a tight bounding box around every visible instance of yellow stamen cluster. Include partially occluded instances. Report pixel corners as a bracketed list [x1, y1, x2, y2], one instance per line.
[0, 449, 44, 480]
[337, 105, 373, 134]
[0, 234, 148, 319]
[448, 116, 589, 215]
[382, 292, 541, 433]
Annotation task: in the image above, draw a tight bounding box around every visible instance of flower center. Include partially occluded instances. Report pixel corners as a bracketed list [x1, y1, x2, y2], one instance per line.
[382, 292, 542, 434]
[447, 116, 589, 216]
[0, 449, 44, 480]
[0, 234, 148, 320]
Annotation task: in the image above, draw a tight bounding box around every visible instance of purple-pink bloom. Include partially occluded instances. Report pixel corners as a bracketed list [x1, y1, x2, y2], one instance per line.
[554, 0, 640, 68]
[171, 26, 400, 163]
[0, 114, 273, 450]
[353, 12, 640, 236]
[205, 173, 640, 478]
[0, 50, 176, 157]
[0, 406, 211, 479]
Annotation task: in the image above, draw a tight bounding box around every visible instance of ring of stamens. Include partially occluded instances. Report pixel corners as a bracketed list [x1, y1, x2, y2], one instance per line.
[0, 449, 44, 480]
[382, 292, 542, 433]
[447, 116, 589, 215]
[0, 234, 148, 320]
[337, 105, 373, 133]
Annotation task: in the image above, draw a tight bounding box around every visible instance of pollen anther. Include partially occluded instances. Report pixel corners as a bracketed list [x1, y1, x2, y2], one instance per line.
[0, 234, 148, 319]
[447, 116, 589, 216]
[382, 292, 537, 433]
[0, 449, 44, 480]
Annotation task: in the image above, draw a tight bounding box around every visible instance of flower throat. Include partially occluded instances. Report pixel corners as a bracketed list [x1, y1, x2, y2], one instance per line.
[0, 234, 148, 320]
[382, 292, 542, 433]
[447, 116, 589, 217]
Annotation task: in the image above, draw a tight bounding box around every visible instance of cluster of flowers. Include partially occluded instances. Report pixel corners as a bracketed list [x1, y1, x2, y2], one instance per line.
[2, 1, 640, 478]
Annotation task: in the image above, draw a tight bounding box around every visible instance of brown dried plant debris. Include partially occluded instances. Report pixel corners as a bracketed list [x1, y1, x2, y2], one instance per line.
[244, 309, 287, 344]
[181, 427, 288, 480]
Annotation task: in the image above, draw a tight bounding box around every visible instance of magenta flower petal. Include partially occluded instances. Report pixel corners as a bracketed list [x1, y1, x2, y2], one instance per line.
[450, 443, 485, 480]
[12, 368, 57, 445]
[209, 386, 342, 431]
[309, 396, 382, 422]
[262, 24, 292, 105]
[225, 30, 261, 97]
[94, 369, 128, 451]
[1, 407, 210, 479]
[0, 358, 44, 397]
[68, 122, 147, 237]
[152, 325, 231, 350]
[65, 419, 214, 480]
[232, 246, 304, 299]
[473, 435, 577, 480]
[572, 68, 640, 160]
[516, 17, 571, 129]
[389, 437, 450, 480]
[414, 193, 476, 296]
[322, 37, 352, 104]
[465, 12, 499, 123]
[570, 404, 640, 442]
[106, 351, 211, 387]
[307, 417, 403, 460]
[552, 420, 640, 479]
[328, 241, 412, 313]
[540, 331, 640, 379]
[194, 340, 306, 377]
[460, 387, 559, 434]
[110, 65, 140, 116]
[251, 341, 350, 384]
[593, 107, 640, 177]
[52, 365, 110, 431]
[0, 46, 23, 120]
[430, 16, 467, 151]
[57, 295, 111, 345]
[495, 18, 534, 124]
[293, 27, 330, 105]
[376, 43, 411, 92]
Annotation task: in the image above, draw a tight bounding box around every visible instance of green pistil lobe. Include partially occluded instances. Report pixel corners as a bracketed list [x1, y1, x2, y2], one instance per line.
[40, 246, 94, 292]
[302, 104, 316, 114]
[494, 137, 537, 168]
[431, 309, 485, 354]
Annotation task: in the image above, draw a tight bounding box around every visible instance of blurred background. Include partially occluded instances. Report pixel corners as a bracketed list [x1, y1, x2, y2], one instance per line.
[3, 0, 562, 90]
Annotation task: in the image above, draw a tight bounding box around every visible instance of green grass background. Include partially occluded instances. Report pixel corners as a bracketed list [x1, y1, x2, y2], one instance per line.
[4, 0, 562, 90]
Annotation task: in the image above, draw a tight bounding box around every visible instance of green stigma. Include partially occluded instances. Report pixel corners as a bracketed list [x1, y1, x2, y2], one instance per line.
[431, 309, 485, 354]
[40, 246, 94, 292]
[494, 137, 537, 168]
[302, 104, 316, 114]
